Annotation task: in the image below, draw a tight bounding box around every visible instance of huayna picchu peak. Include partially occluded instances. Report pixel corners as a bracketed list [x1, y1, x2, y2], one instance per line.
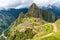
[6, 3, 60, 40]
[26, 3, 56, 22]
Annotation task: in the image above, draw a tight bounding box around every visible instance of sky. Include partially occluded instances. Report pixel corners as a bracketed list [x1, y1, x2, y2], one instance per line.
[0, 0, 60, 9]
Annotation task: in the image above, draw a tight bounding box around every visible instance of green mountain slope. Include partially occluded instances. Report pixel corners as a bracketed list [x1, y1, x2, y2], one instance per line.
[7, 3, 60, 40]
[26, 3, 56, 22]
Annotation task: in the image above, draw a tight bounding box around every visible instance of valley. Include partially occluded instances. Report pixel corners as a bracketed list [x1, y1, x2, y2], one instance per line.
[0, 3, 60, 40]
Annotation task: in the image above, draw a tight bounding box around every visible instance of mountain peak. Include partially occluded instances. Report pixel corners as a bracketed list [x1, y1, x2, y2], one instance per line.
[31, 3, 37, 7]
[26, 3, 40, 18]
[30, 3, 38, 9]
[26, 3, 56, 22]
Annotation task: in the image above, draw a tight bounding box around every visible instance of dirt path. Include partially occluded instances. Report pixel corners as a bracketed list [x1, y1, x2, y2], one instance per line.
[52, 23, 58, 32]
[0, 32, 7, 40]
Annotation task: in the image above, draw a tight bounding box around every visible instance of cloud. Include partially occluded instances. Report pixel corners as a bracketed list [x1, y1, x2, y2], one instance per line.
[0, 0, 20, 7]
[0, 0, 60, 9]
[0, 0, 33, 9]
[33, 0, 60, 8]
[15, 0, 33, 9]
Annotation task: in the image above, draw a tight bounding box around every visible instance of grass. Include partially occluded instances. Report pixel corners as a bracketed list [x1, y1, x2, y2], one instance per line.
[7, 18, 60, 40]
[31, 20, 60, 40]
[29, 18, 40, 24]
[31, 23, 54, 40]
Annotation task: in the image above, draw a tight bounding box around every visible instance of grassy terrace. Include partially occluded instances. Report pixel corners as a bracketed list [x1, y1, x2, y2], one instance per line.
[32, 23, 54, 40]
[32, 19, 60, 40]
[7, 18, 60, 40]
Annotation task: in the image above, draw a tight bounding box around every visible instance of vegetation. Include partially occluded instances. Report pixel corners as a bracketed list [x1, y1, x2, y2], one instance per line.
[26, 3, 56, 22]
[31, 19, 60, 40]
[7, 17, 55, 40]
[7, 3, 60, 40]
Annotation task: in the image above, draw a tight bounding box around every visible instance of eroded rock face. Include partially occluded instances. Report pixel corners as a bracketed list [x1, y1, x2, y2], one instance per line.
[26, 3, 56, 22]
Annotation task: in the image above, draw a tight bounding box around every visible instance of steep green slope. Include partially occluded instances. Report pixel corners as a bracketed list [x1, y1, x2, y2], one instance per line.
[26, 3, 56, 22]
[4, 12, 25, 36]
[31, 19, 60, 40]
[0, 13, 15, 35]
[7, 17, 54, 40]
[7, 3, 59, 40]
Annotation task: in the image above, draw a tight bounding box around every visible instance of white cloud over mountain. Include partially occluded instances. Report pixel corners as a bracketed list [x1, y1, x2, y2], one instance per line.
[0, 0, 60, 9]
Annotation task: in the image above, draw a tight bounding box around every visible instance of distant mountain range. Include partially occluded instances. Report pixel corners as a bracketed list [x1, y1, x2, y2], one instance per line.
[42, 5, 60, 17]
[0, 8, 28, 35]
